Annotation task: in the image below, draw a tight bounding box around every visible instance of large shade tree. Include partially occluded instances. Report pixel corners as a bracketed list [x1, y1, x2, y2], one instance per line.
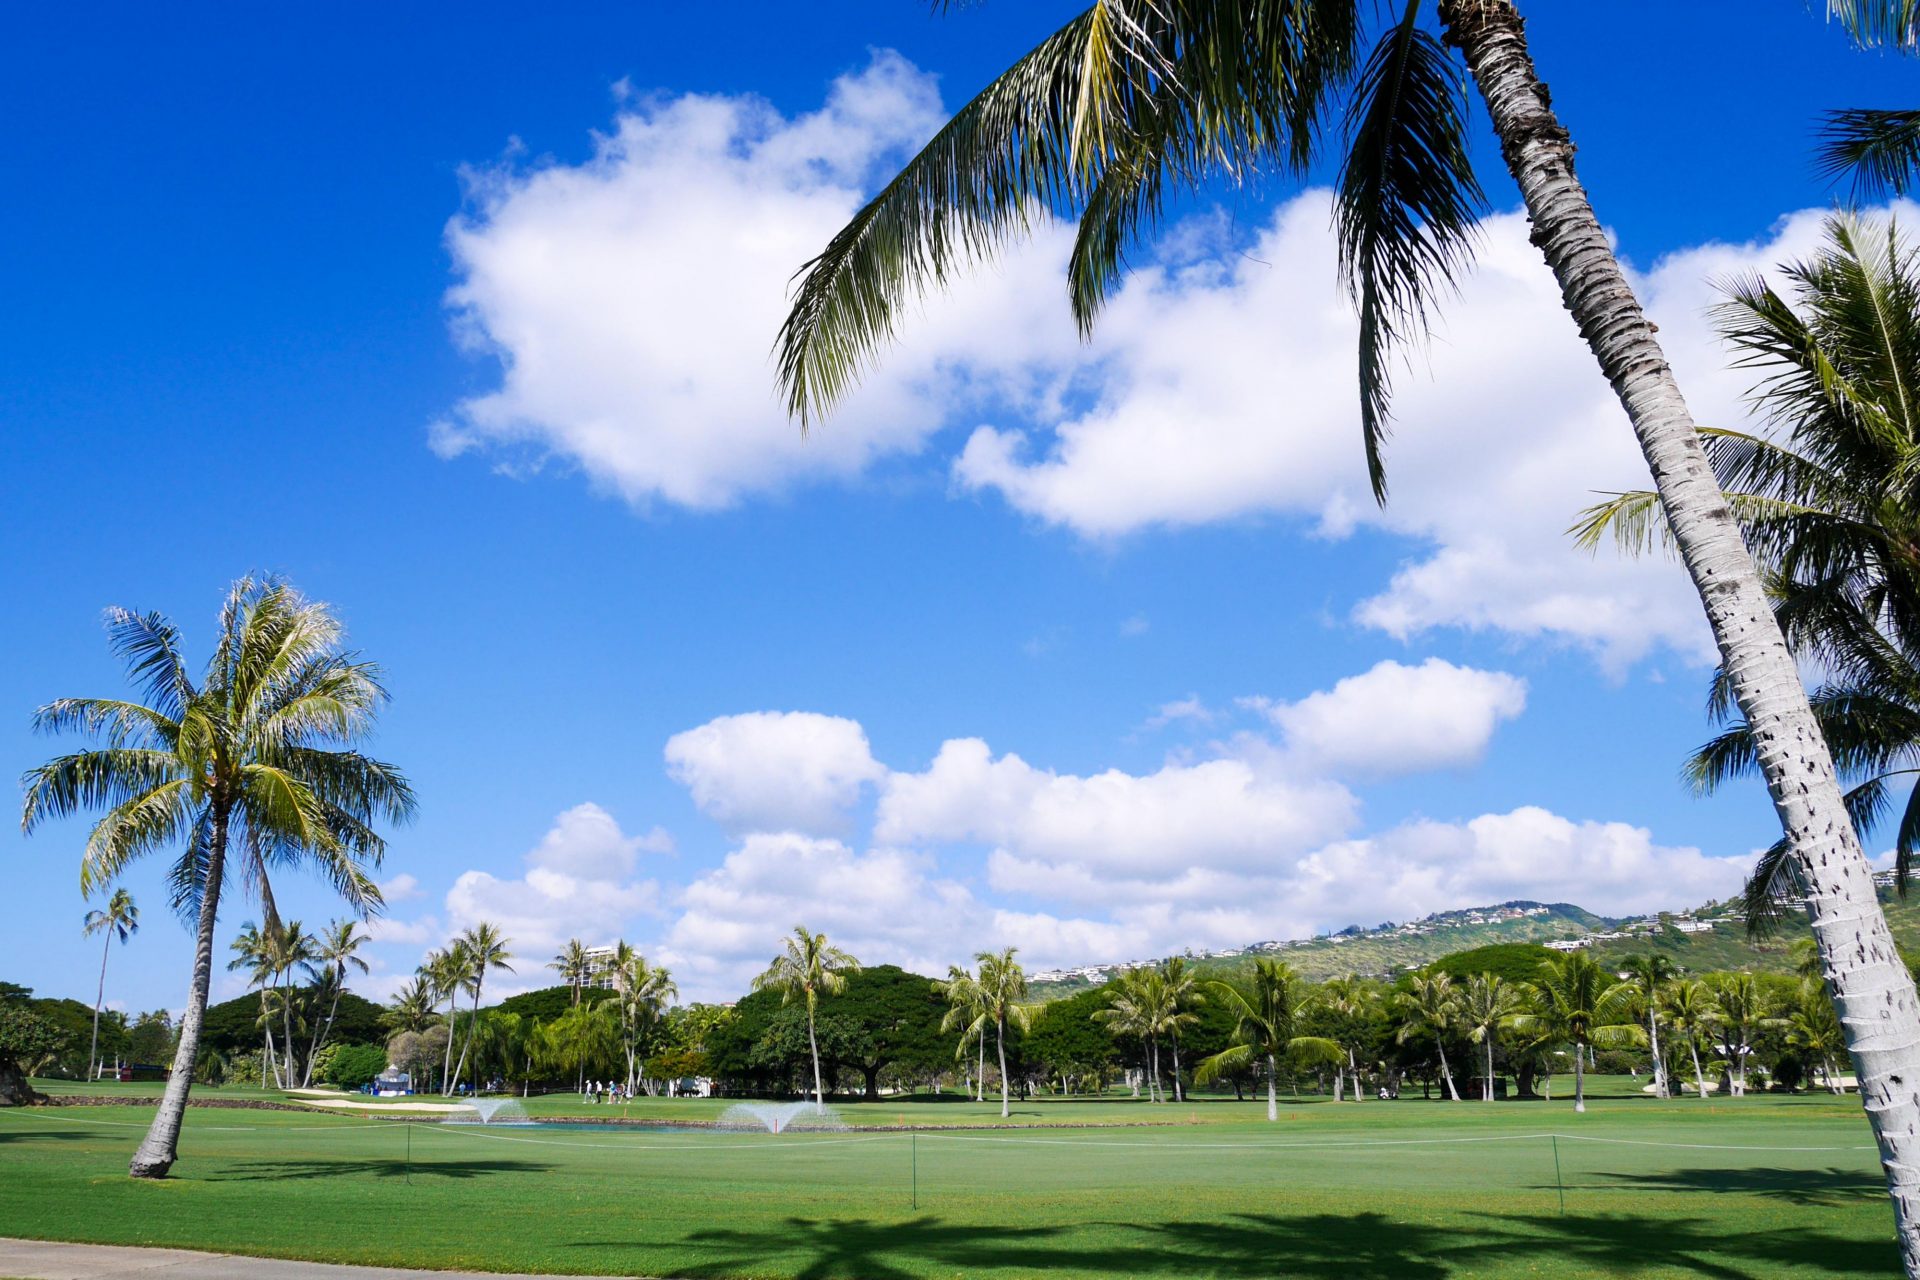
[772, 1, 1920, 1258]
[21, 578, 413, 1176]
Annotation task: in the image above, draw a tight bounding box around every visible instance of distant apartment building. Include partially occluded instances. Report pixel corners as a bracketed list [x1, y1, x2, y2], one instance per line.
[581, 944, 621, 990]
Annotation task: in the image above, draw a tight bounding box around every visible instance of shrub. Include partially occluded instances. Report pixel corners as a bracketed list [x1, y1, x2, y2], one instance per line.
[320, 1043, 387, 1089]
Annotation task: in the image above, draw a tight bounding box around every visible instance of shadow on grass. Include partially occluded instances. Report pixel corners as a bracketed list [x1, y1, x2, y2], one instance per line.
[570, 1206, 1895, 1279]
[207, 1156, 553, 1182]
[1585, 1164, 1883, 1207]
[0, 1127, 89, 1143]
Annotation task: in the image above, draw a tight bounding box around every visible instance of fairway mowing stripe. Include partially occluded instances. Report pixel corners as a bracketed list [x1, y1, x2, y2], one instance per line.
[418, 1124, 896, 1154]
[0, 1111, 385, 1135]
[1551, 1133, 1877, 1153]
[917, 1130, 1879, 1154]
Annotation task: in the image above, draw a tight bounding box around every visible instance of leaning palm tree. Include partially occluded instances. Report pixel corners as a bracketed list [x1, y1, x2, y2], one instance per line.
[301, 919, 371, 1086]
[82, 888, 139, 1080]
[1459, 973, 1525, 1103]
[21, 577, 413, 1176]
[1621, 955, 1680, 1099]
[1661, 979, 1722, 1102]
[1521, 952, 1638, 1114]
[1395, 973, 1464, 1102]
[975, 948, 1036, 1119]
[423, 942, 471, 1095]
[933, 964, 989, 1102]
[774, 6, 1920, 1255]
[551, 939, 592, 1007]
[1196, 959, 1341, 1121]
[448, 923, 513, 1095]
[752, 926, 858, 1111]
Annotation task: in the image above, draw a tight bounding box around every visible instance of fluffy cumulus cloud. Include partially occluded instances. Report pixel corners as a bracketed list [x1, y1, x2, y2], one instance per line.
[436, 46, 1895, 667]
[442, 803, 668, 977]
[664, 711, 885, 835]
[1251, 657, 1528, 777]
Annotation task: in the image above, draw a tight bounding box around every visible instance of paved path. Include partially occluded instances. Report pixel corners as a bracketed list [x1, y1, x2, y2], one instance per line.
[0, 1239, 650, 1280]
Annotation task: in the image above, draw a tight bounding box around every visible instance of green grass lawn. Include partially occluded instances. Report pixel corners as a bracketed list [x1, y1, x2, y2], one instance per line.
[0, 1081, 1898, 1278]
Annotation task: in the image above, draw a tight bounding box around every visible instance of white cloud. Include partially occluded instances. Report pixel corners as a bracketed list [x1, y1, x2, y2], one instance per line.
[443, 803, 666, 971]
[875, 736, 1357, 876]
[375, 873, 423, 904]
[665, 711, 885, 835]
[1252, 657, 1527, 777]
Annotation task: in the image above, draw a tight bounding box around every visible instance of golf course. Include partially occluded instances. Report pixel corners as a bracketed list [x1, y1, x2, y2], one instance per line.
[0, 1082, 1896, 1279]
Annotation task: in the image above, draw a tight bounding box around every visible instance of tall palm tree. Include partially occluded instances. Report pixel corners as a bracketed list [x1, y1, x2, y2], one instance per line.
[1395, 973, 1464, 1102]
[1095, 967, 1175, 1103]
[752, 925, 858, 1111]
[934, 964, 989, 1102]
[21, 577, 413, 1176]
[1661, 979, 1722, 1102]
[1195, 959, 1340, 1121]
[773, 6, 1920, 1253]
[301, 919, 370, 1087]
[1459, 973, 1524, 1103]
[1522, 952, 1637, 1114]
[974, 948, 1036, 1119]
[1620, 955, 1680, 1099]
[1318, 976, 1381, 1102]
[227, 922, 280, 1087]
[1789, 977, 1853, 1095]
[82, 888, 139, 1081]
[1706, 972, 1776, 1098]
[448, 923, 512, 1095]
[551, 939, 591, 1007]
[1160, 957, 1202, 1103]
[266, 920, 317, 1088]
[615, 950, 676, 1094]
[382, 979, 435, 1036]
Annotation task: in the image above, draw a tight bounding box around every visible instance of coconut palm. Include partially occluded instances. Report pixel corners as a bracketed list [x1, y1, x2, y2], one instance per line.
[1621, 955, 1680, 1099]
[227, 922, 280, 1086]
[20, 577, 412, 1176]
[1161, 956, 1203, 1103]
[448, 923, 513, 1095]
[934, 963, 989, 1102]
[1661, 979, 1722, 1101]
[1523, 953, 1639, 1113]
[82, 888, 139, 1080]
[752, 926, 858, 1111]
[1395, 973, 1464, 1102]
[1459, 973, 1525, 1103]
[381, 979, 435, 1035]
[1815, 3, 1920, 197]
[301, 918, 370, 1087]
[1195, 959, 1341, 1121]
[1095, 967, 1175, 1103]
[773, 6, 1920, 1252]
[421, 943, 470, 1095]
[551, 939, 592, 1007]
[614, 950, 676, 1094]
[1317, 976, 1381, 1102]
[1789, 978, 1853, 1094]
[1705, 972, 1776, 1098]
[974, 948, 1036, 1119]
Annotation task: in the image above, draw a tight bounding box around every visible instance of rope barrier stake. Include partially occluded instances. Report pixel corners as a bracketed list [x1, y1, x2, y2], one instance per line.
[911, 1132, 918, 1211]
[1551, 1134, 1564, 1217]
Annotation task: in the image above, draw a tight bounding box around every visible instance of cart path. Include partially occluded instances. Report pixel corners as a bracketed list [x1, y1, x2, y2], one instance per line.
[0, 1238, 659, 1280]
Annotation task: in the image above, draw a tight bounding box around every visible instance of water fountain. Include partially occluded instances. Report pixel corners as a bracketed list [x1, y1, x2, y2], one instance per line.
[457, 1097, 532, 1125]
[716, 1101, 848, 1134]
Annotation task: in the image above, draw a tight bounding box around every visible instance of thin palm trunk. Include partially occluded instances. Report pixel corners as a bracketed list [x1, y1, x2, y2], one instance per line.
[89, 932, 111, 1081]
[304, 966, 346, 1088]
[1437, 1037, 1459, 1102]
[1266, 1053, 1279, 1122]
[1350, 1047, 1364, 1102]
[977, 1034, 986, 1103]
[1171, 1037, 1183, 1103]
[1648, 1012, 1667, 1098]
[1484, 1036, 1495, 1103]
[1691, 1041, 1708, 1101]
[807, 1004, 824, 1112]
[451, 982, 481, 1094]
[441, 994, 457, 1094]
[1440, 2, 1920, 1261]
[279, 971, 296, 1090]
[129, 820, 226, 1177]
[996, 1014, 1010, 1119]
[1573, 1040, 1587, 1114]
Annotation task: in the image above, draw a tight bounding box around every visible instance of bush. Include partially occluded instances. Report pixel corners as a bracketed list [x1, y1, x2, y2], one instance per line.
[319, 1043, 387, 1089]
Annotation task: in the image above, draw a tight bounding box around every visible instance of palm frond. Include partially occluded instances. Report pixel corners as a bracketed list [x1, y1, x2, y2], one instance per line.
[1335, 2, 1483, 502]
[1826, 1, 1920, 50]
[1819, 109, 1920, 199]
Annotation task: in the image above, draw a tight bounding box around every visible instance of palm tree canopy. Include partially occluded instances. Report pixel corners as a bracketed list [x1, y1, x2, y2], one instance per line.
[775, 0, 1486, 502]
[1194, 959, 1339, 1084]
[83, 887, 140, 944]
[752, 925, 859, 1011]
[1523, 952, 1639, 1049]
[1819, 3, 1920, 195]
[21, 577, 416, 925]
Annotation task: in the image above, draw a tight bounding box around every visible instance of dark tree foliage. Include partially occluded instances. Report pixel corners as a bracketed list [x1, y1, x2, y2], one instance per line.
[1427, 943, 1555, 985]
[708, 967, 947, 1098]
[317, 1043, 387, 1089]
[496, 984, 618, 1023]
[1023, 986, 1119, 1090]
[0, 1004, 67, 1104]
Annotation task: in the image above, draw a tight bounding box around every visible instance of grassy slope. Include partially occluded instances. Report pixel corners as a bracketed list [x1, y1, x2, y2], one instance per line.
[0, 1086, 1896, 1279]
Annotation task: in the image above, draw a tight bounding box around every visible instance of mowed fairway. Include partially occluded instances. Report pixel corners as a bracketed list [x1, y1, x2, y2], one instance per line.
[0, 1090, 1900, 1279]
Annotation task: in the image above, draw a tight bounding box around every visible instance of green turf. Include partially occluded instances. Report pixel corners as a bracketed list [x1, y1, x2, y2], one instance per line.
[0, 1082, 1899, 1278]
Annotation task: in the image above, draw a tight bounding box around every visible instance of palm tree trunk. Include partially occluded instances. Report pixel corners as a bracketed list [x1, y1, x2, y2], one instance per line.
[1573, 1041, 1586, 1114]
[1266, 1053, 1278, 1122]
[129, 817, 226, 1178]
[1485, 1037, 1495, 1103]
[1172, 1037, 1184, 1103]
[280, 974, 296, 1090]
[1649, 1013, 1667, 1099]
[90, 932, 110, 1082]
[1438, 1037, 1459, 1102]
[976, 1033, 986, 1103]
[451, 983, 481, 1095]
[1350, 1047, 1365, 1102]
[441, 996, 457, 1095]
[996, 1015, 1011, 1119]
[807, 1007, 824, 1112]
[304, 967, 345, 1089]
[1439, 2, 1920, 1263]
[1691, 1042, 1708, 1101]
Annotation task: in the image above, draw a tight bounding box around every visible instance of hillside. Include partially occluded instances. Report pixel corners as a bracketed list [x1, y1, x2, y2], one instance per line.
[1026, 882, 1920, 999]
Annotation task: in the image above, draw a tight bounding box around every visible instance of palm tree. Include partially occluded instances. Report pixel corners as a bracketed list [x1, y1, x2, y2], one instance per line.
[1195, 959, 1340, 1121]
[751, 925, 858, 1111]
[82, 888, 139, 1081]
[1661, 979, 1722, 1102]
[934, 964, 989, 1102]
[1160, 957, 1202, 1103]
[301, 918, 370, 1087]
[1318, 976, 1381, 1102]
[1459, 973, 1524, 1103]
[1621, 956, 1680, 1099]
[973, 948, 1036, 1119]
[773, 6, 1920, 1251]
[1395, 973, 1463, 1102]
[266, 920, 317, 1088]
[1095, 967, 1175, 1103]
[448, 923, 512, 1095]
[1522, 953, 1637, 1114]
[381, 979, 435, 1036]
[20, 577, 413, 1176]
[420, 944, 469, 1094]
[1789, 978, 1853, 1095]
[1814, 4, 1920, 197]
[1705, 973, 1775, 1098]
[227, 922, 280, 1087]
[551, 939, 591, 1007]
[614, 949, 676, 1094]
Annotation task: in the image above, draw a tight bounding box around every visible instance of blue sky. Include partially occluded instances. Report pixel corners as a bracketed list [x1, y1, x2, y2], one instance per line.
[4, 3, 1915, 1009]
